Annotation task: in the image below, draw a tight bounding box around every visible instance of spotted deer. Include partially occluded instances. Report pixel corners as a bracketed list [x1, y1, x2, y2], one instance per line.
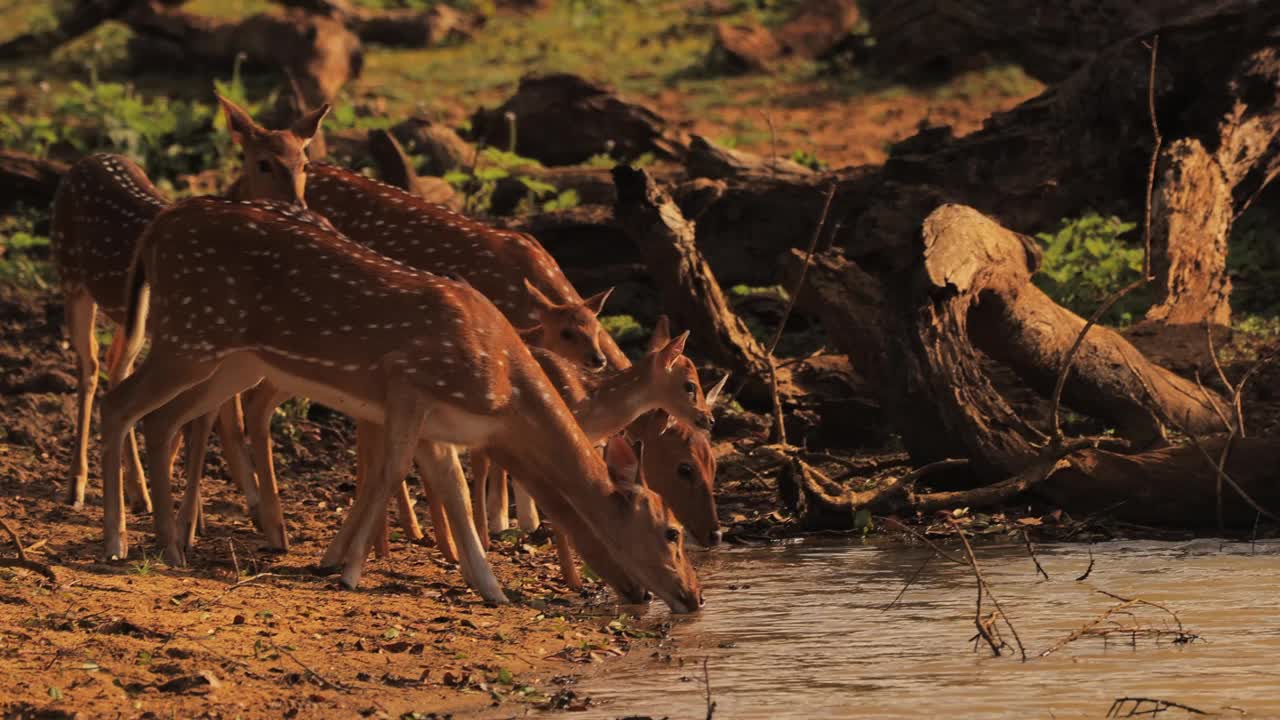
[629, 316, 724, 548]
[105, 197, 704, 612]
[170, 153, 622, 552]
[49, 95, 329, 512]
[450, 333, 720, 588]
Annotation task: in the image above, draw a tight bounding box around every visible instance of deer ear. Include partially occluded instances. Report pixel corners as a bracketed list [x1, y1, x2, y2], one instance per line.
[705, 372, 729, 408]
[656, 330, 690, 370]
[524, 278, 554, 313]
[647, 314, 671, 353]
[605, 435, 642, 489]
[290, 103, 331, 145]
[582, 287, 613, 316]
[217, 93, 262, 146]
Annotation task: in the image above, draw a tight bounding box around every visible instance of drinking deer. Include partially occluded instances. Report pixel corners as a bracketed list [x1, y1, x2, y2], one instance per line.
[104, 197, 704, 613]
[49, 94, 328, 512]
[451, 333, 720, 587]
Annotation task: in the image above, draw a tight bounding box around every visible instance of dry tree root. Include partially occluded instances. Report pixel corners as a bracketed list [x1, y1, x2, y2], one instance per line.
[1107, 697, 1214, 718]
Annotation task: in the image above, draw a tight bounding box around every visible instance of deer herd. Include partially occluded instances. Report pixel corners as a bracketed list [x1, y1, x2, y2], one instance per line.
[48, 95, 726, 614]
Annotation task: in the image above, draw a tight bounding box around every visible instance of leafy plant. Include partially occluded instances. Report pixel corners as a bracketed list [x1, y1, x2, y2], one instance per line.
[1033, 212, 1152, 326]
[444, 147, 575, 215]
[599, 314, 646, 345]
[788, 149, 826, 171]
[0, 208, 55, 290]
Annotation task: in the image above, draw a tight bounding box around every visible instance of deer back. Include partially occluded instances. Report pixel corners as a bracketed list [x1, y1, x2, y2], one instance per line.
[51, 154, 169, 317]
[304, 163, 625, 361]
[137, 197, 525, 417]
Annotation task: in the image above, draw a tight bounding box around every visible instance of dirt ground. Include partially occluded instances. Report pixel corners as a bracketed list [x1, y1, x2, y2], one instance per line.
[0, 290, 686, 719]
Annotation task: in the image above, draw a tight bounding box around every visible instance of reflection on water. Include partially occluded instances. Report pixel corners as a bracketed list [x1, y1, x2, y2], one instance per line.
[571, 540, 1280, 719]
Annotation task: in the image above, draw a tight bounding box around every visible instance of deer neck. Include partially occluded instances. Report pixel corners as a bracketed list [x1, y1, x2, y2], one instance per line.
[491, 369, 619, 525]
[572, 366, 657, 441]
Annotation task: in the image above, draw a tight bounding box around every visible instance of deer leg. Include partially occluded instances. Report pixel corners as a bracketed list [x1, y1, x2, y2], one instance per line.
[64, 291, 98, 508]
[469, 451, 490, 551]
[100, 349, 223, 561]
[174, 411, 215, 564]
[243, 384, 291, 552]
[216, 394, 261, 526]
[337, 378, 426, 590]
[514, 481, 540, 532]
[106, 322, 152, 514]
[420, 475, 456, 562]
[138, 355, 265, 567]
[394, 480, 424, 543]
[354, 421, 391, 559]
[485, 464, 509, 534]
[551, 520, 583, 591]
[415, 441, 506, 604]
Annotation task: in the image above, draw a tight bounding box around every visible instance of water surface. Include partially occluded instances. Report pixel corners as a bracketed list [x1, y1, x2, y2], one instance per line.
[571, 539, 1280, 718]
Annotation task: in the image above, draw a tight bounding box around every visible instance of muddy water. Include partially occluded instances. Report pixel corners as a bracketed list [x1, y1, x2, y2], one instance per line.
[572, 540, 1280, 719]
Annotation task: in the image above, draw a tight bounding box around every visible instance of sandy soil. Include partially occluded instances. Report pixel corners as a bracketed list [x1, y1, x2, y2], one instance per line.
[0, 290, 679, 719]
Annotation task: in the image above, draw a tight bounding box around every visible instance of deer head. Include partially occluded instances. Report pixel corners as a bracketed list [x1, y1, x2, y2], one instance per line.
[524, 279, 613, 371]
[603, 435, 703, 612]
[217, 94, 330, 207]
[637, 316, 723, 547]
[633, 331, 714, 433]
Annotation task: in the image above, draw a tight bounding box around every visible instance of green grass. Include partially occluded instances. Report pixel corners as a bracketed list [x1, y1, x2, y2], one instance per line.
[0, 208, 55, 290]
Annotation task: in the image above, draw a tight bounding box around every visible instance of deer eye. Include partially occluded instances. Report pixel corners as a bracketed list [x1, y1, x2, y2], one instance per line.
[665, 527, 681, 543]
[257, 159, 272, 173]
[683, 381, 697, 394]
[677, 462, 694, 478]
[560, 328, 575, 341]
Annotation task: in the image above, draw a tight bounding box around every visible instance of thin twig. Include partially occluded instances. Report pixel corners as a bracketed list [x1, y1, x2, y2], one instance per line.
[949, 519, 1027, 662]
[762, 184, 837, 444]
[1049, 35, 1160, 444]
[702, 657, 716, 720]
[228, 538, 240, 581]
[1108, 697, 1211, 718]
[0, 518, 27, 561]
[272, 640, 350, 693]
[1076, 545, 1095, 581]
[882, 554, 932, 612]
[1022, 529, 1050, 581]
[763, 110, 778, 181]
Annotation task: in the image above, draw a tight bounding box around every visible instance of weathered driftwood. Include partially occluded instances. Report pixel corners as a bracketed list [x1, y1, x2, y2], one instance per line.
[470, 73, 689, 166]
[897, 205, 1228, 470]
[713, 0, 860, 71]
[124, 3, 363, 110]
[783, 435, 1280, 530]
[367, 129, 460, 210]
[865, 0, 1257, 83]
[686, 135, 814, 180]
[0, 151, 69, 212]
[612, 166, 772, 404]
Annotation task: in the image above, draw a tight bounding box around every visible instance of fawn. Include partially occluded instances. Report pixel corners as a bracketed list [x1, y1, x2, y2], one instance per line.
[105, 197, 704, 612]
[49, 94, 328, 512]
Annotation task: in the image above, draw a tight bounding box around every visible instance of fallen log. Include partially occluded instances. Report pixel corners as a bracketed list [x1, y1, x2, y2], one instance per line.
[273, 0, 477, 47]
[901, 205, 1228, 467]
[784, 436, 1280, 530]
[123, 2, 363, 110]
[0, 151, 69, 212]
[712, 0, 860, 72]
[470, 73, 689, 166]
[865, 0, 1257, 83]
[686, 135, 814, 180]
[612, 166, 772, 406]
[0, 0, 145, 60]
